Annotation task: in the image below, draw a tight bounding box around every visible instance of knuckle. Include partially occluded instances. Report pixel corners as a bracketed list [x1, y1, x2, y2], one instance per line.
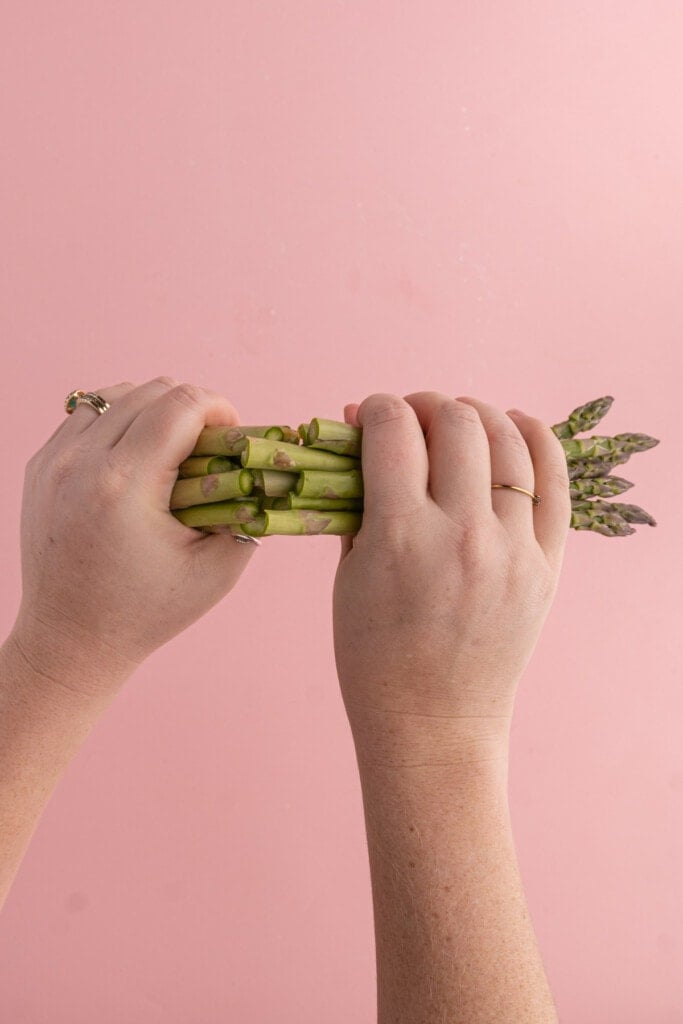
[49, 446, 82, 484]
[153, 375, 181, 389]
[25, 450, 41, 473]
[96, 451, 135, 497]
[168, 382, 205, 409]
[456, 522, 494, 574]
[360, 394, 411, 429]
[444, 400, 482, 426]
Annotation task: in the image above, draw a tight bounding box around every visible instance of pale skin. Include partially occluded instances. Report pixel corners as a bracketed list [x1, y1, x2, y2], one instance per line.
[0, 376, 569, 1022]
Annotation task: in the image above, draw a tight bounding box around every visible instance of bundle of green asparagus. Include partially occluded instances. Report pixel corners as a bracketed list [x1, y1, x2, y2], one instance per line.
[170, 396, 659, 538]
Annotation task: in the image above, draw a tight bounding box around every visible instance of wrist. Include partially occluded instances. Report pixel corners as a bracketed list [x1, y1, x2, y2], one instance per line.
[3, 618, 136, 711]
[346, 704, 511, 775]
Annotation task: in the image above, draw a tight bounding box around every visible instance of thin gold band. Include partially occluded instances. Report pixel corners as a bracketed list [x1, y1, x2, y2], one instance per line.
[491, 483, 541, 505]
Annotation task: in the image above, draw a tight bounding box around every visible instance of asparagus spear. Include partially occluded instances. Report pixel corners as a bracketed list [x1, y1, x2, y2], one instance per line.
[303, 418, 362, 457]
[171, 397, 659, 538]
[191, 425, 298, 456]
[571, 499, 657, 526]
[177, 456, 236, 478]
[295, 469, 364, 499]
[250, 469, 300, 496]
[567, 456, 630, 481]
[551, 396, 615, 439]
[561, 432, 659, 461]
[170, 470, 254, 510]
[272, 494, 363, 511]
[172, 499, 261, 528]
[569, 507, 636, 537]
[241, 437, 359, 472]
[569, 476, 634, 499]
[235, 510, 363, 536]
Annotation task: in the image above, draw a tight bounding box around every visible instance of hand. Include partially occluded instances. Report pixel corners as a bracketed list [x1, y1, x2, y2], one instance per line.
[332, 391, 570, 768]
[7, 377, 258, 701]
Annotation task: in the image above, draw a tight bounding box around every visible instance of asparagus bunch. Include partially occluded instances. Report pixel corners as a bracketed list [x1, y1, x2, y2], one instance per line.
[170, 399, 659, 538]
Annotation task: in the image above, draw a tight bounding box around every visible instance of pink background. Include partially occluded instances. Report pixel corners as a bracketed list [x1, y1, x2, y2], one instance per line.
[0, 3, 679, 1020]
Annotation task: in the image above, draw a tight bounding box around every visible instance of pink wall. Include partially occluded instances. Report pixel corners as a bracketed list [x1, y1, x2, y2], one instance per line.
[0, 3, 678, 1020]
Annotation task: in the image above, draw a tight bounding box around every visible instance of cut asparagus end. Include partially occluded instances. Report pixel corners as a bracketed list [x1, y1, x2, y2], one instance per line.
[169, 470, 255, 510]
[306, 418, 362, 457]
[178, 456, 236, 478]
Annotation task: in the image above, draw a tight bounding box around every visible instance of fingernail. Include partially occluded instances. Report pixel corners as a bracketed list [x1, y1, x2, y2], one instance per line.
[233, 534, 262, 546]
[507, 408, 524, 417]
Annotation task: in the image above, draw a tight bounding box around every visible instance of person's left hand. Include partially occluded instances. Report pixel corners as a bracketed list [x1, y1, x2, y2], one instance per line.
[7, 377, 257, 701]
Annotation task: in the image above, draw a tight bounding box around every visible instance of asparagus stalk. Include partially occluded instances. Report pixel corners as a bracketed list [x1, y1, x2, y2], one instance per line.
[191, 425, 298, 456]
[304, 418, 362, 457]
[569, 507, 636, 537]
[172, 499, 261, 528]
[561, 432, 659, 462]
[236, 510, 363, 536]
[571, 499, 657, 526]
[241, 437, 359, 472]
[170, 469, 254, 510]
[569, 476, 634, 500]
[551, 396, 615, 439]
[171, 396, 658, 538]
[272, 494, 363, 511]
[250, 469, 300, 496]
[295, 469, 364, 499]
[178, 456, 236, 478]
[567, 455, 630, 480]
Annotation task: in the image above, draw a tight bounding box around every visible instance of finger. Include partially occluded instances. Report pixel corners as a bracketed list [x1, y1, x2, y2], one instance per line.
[343, 403, 360, 427]
[113, 383, 241, 494]
[455, 396, 536, 544]
[48, 382, 136, 446]
[77, 376, 183, 447]
[355, 393, 429, 526]
[506, 408, 572, 570]
[191, 523, 261, 576]
[401, 392, 492, 525]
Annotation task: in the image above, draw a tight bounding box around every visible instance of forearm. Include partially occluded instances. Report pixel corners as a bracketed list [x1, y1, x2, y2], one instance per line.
[356, 742, 559, 1024]
[0, 634, 122, 912]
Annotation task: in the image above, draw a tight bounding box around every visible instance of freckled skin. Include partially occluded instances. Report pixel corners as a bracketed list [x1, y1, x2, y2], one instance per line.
[200, 474, 219, 497]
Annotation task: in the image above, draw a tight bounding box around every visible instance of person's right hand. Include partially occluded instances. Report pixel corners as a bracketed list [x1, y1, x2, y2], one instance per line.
[7, 377, 258, 704]
[331, 392, 571, 769]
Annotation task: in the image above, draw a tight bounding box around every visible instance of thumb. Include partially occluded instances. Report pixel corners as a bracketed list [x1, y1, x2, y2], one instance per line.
[343, 403, 361, 428]
[339, 403, 361, 560]
[193, 529, 260, 594]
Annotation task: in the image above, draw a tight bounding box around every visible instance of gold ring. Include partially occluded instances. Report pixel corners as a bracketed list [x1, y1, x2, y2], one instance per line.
[65, 390, 111, 415]
[491, 483, 541, 506]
